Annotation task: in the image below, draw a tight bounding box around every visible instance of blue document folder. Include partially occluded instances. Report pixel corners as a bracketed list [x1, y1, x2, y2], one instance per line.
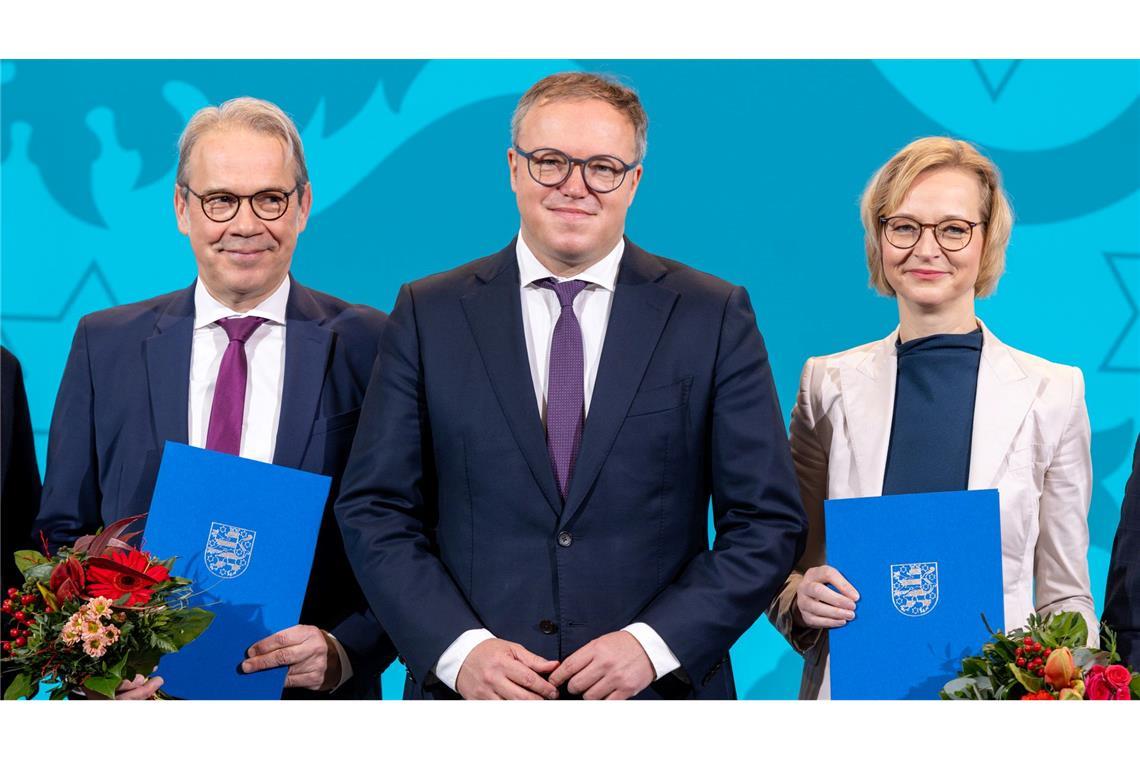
[141, 442, 331, 699]
[825, 489, 1004, 700]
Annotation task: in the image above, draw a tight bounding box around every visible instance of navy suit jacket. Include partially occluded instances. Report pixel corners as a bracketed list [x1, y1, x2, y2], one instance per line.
[34, 278, 396, 699]
[1104, 434, 1140, 667]
[335, 239, 807, 699]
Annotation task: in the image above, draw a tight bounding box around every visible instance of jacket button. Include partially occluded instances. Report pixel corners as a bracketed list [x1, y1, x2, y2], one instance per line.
[539, 619, 558, 635]
[557, 531, 573, 547]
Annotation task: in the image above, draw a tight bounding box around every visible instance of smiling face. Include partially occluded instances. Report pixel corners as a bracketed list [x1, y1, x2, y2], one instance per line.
[174, 127, 311, 312]
[508, 98, 642, 275]
[881, 167, 985, 314]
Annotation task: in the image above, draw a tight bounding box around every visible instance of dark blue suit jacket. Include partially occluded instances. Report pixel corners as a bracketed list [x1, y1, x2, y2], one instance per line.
[1104, 434, 1140, 667]
[34, 278, 396, 699]
[336, 239, 807, 699]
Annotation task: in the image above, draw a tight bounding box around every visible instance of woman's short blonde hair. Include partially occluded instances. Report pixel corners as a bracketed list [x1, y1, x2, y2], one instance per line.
[860, 136, 1013, 298]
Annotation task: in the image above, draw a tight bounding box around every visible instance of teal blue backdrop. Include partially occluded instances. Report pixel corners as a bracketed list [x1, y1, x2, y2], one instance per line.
[2, 60, 1138, 699]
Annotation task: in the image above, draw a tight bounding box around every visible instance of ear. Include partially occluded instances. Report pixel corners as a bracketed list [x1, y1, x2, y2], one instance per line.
[174, 184, 190, 235]
[623, 164, 644, 208]
[295, 183, 313, 234]
[507, 147, 519, 193]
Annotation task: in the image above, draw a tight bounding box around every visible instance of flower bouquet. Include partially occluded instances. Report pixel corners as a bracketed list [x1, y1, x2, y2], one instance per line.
[941, 611, 1140, 700]
[1, 515, 214, 700]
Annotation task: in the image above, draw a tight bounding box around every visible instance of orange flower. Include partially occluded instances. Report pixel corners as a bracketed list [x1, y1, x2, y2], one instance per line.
[1043, 647, 1077, 690]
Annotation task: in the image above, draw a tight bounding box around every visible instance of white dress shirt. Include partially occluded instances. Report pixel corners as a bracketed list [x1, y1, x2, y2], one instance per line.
[188, 276, 352, 688]
[432, 233, 682, 693]
[188, 277, 289, 463]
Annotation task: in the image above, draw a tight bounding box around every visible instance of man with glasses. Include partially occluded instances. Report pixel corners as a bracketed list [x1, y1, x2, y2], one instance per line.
[336, 72, 807, 699]
[35, 97, 394, 699]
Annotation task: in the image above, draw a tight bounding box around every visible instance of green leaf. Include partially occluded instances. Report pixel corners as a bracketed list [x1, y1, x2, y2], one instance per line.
[83, 674, 120, 699]
[14, 550, 48, 575]
[1131, 674, 1140, 700]
[1008, 663, 1043, 693]
[24, 563, 53, 583]
[3, 673, 35, 700]
[942, 676, 975, 699]
[164, 608, 215, 649]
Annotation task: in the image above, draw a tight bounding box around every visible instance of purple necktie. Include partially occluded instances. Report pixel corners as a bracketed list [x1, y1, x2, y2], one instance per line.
[205, 316, 267, 456]
[538, 278, 588, 500]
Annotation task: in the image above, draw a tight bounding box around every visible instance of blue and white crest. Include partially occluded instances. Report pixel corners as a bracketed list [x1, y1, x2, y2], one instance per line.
[204, 522, 257, 579]
[890, 562, 939, 617]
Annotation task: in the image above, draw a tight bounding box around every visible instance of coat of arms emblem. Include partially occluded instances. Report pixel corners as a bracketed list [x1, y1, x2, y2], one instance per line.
[890, 562, 939, 617]
[204, 521, 257, 579]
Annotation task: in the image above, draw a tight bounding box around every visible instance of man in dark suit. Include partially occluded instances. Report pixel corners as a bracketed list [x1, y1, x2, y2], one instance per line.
[34, 97, 393, 699]
[2, 347, 41, 593]
[335, 72, 807, 700]
[1104, 434, 1140, 667]
[2, 347, 43, 695]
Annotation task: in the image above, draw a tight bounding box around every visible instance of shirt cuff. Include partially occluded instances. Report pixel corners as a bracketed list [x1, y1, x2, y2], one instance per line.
[622, 622, 681, 680]
[325, 631, 354, 692]
[433, 628, 495, 692]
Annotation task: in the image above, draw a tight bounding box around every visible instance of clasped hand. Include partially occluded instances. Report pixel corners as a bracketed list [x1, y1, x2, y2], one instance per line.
[456, 631, 655, 700]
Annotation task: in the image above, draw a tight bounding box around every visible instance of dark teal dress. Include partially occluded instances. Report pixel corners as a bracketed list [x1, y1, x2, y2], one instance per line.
[882, 329, 984, 496]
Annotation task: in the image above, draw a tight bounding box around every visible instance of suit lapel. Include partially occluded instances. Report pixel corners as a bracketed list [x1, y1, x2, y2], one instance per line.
[968, 321, 1040, 489]
[273, 281, 334, 470]
[838, 331, 898, 497]
[560, 242, 678, 527]
[461, 245, 563, 516]
[144, 285, 195, 450]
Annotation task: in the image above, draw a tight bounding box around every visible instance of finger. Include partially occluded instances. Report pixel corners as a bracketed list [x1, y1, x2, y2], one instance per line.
[242, 642, 310, 673]
[816, 567, 860, 602]
[515, 645, 560, 674]
[549, 647, 593, 687]
[493, 675, 544, 700]
[801, 595, 855, 622]
[116, 674, 148, 692]
[118, 676, 164, 700]
[801, 611, 848, 629]
[567, 661, 606, 696]
[246, 625, 315, 657]
[807, 580, 857, 612]
[504, 659, 559, 700]
[583, 676, 615, 701]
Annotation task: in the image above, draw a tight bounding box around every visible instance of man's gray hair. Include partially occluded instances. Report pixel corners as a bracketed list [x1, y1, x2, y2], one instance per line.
[176, 96, 309, 193]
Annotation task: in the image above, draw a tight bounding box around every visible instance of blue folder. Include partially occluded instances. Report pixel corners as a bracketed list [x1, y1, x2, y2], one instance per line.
[140, 442, 331, 699]
[825, 489, 1004, 700]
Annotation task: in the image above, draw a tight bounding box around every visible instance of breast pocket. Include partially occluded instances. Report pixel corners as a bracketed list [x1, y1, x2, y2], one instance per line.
[626, 377, 692, 418]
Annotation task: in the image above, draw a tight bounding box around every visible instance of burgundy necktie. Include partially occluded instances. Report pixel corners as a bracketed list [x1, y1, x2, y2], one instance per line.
[537, 278, 588, 500]
[205, 316, 267, 456]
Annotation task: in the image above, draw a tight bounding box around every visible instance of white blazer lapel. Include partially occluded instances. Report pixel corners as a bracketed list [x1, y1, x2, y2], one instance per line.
[838, 330, 899, 496]
[968, 321, 1043, 489]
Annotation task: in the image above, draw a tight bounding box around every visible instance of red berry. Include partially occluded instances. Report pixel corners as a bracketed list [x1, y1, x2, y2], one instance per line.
[13, 637, 26, 648]
[6, 588, 19, 599]
[8, 627, 18, 638]
[1023, 636, 1032, 645]
[1, 641, 10, 652]
[1044, 648, 1052, 656]
[0, 600, 11, 613]
[12, 612, 26, 623]
[20, 594, 34, 606]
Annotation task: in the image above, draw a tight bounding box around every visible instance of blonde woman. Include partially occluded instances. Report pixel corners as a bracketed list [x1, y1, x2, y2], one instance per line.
[768, 137, 1096, 699]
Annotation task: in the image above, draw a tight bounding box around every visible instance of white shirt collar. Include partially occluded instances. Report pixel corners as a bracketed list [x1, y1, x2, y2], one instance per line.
[515, 231, 624, 292]
[193, 275, 291, 329]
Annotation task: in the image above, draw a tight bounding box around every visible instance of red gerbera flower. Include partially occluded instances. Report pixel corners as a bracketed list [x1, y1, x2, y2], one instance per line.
[85, 549, 170, 606]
